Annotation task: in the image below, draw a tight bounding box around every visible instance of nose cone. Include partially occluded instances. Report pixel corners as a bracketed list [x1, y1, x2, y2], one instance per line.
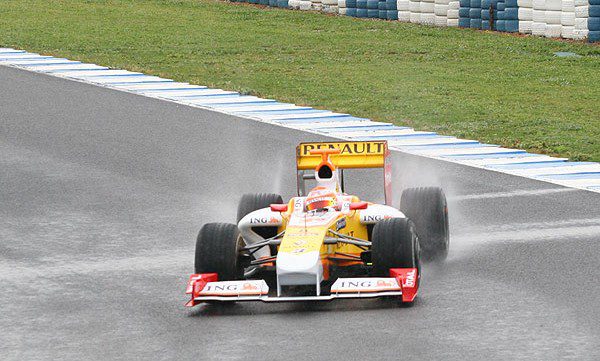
[276, 251, 323, 288]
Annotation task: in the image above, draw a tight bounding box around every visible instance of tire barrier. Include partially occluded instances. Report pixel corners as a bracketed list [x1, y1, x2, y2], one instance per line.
[229, 0, 598, 41]
[322, 0, 339, 13]
[590, 0, 600, 41]
[480, 0, 491, 30]
[379, 0, 387, 18]
[338, 0, 348, 14]
[545, 0, 563, 38]
[504, 0, 520, 32]
[459, 0, 470, 26]
[343, 0, 358, 14]
[469, 0, 482, 29]
[434, 0, 451, 26]
[448, 1, 460, 26]
[532, 0, 546, 35]
[528, 0, 591, 38]
[519, 0, 533, 33]
[310, 0, 323, 11]
[574, 0, 589, 39]
[420, 0, 437, 26]
[561, 0, 575, 38]
[386, 0, 399, 19]
[398, 0, 410, 21]
[395, 0, 458, 25]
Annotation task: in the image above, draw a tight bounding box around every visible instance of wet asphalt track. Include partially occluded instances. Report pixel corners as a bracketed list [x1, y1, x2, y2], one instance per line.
[1, 65, 600, 360]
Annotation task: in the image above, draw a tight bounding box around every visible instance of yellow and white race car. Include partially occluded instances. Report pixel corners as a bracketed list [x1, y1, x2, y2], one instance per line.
[186, 141, 449, 307]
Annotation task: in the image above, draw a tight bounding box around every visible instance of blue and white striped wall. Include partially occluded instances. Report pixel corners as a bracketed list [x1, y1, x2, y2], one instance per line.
[232, 0, 599, 42]
[2, 47, 599, 193]
[454, 0, 597, 39]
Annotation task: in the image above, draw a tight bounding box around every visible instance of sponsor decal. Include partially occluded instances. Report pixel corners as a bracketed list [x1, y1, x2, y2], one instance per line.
[330, 277, 400, 293]
[376, 280, 392, 287]
[362, 214, 383, 222]
[242, 282, 258, 291]
[204, 284, 239, 292]
[402, 269, 417, 288]
[293, 198, 304, 212]
[361, 214, 393, 222]
[199, 280, 268, 296]
[299, 142, 385, 157]
[342, 281, 375, 288]
[336, 217, 346, 231]
[249, 217, 279, 224]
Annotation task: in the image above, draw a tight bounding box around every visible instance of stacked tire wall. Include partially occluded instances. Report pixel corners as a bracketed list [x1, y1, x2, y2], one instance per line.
[234, 0, 599, 41]
[322, 0, 339, 13]
[460, 0, 597, 39]
[590, 0, 600, 41]
[504, 0, 520, 32]
[574, 0, 589, 39]
[561, 0, 575, 39]
[387, 0, 399, 19]
[528, 0, 590, 38]
[393, 0, 460, 25]
[344, 0, 377, 18]
[519, 0, 533, 34]
[342, 0, 357, 15]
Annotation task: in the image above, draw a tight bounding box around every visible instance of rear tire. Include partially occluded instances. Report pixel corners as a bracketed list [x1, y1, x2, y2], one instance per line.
[371, 218, 420, 276]
[195, 223, 243, 280]
[400, 187, 449, 262]
[237, 193, 283, 257]
[237, 193, 283, 240]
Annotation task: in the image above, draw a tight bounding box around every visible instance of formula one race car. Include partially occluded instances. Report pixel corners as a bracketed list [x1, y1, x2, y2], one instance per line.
[186, 141, 449, 307]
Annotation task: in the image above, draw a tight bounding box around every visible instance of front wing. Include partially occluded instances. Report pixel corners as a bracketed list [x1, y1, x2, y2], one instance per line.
[185, 268, 418, 307]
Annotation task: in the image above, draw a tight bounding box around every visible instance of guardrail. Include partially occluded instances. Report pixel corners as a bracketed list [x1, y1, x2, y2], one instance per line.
[231, 0, 599, 42]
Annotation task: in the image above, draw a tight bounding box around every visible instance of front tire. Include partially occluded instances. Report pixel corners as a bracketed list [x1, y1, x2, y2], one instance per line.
[195, 223, 243, 280]
[400, 187, 449, 262]
[371, 218, 420, 276]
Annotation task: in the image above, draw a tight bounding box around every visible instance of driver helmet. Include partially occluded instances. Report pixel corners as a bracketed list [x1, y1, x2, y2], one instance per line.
[305, 187, 337, 211]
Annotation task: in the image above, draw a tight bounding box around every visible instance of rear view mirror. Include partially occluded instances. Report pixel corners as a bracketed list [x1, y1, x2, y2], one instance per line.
[270, 204, 288, 212]
[349, 202, 368, 210]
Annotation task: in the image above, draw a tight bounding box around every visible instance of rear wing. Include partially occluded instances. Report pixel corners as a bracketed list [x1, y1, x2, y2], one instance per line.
[296, 141, 392, 206]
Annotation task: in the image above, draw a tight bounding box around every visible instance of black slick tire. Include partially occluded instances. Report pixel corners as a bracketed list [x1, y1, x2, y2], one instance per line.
[400, 187, 449, 262]
[371, 218, 420, 275]
[195, 223, 243, 280]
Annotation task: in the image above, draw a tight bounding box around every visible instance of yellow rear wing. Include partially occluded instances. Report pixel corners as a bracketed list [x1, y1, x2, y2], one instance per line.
[296, 141, 393, 206]
[296, 141, 388, 170]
